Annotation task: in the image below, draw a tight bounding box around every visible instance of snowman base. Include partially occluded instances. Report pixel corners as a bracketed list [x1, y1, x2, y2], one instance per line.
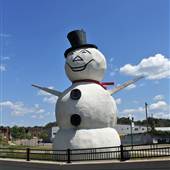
[53, 127, 121, 150]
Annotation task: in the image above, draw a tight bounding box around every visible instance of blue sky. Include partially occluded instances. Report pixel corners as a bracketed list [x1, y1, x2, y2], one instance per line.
[0, 0, 169, 127]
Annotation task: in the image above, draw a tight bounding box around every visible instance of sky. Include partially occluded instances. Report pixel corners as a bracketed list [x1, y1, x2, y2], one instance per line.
[0, 0, 169, 127]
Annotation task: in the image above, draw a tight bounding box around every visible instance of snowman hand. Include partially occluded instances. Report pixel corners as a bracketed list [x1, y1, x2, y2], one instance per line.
[32, 84, 62, 97]
[108, 76, 144, 95]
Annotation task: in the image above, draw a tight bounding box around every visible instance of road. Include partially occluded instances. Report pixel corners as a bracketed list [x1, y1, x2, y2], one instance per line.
[0, 158, 170, 170]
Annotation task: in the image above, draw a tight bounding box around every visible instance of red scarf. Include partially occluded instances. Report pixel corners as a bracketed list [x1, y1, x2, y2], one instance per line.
[72, 79, 114, 89]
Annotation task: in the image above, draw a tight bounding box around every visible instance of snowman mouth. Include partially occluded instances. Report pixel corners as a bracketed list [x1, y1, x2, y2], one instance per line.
[67, 59, 94, 72]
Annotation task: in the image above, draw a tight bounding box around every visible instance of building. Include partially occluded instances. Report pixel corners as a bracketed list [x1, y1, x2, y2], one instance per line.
[153, 127, 170, 144]
[114, 124, 150, 135]
[51, 126, 59, 141]
[155, 127, 170, 132]
[114, 124, 152, 145]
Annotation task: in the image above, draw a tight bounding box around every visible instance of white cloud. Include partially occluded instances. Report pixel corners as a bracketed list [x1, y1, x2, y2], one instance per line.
[0, 56, 10, 61]
[115, 98, 122, 105]
[0, 57, 10, 72]
[38, 86, 58, 104]
[109, 57, 114, 62]
[120, 54, 170, 80]
[139, 83, 145, 87]
[43, 96, 57, 104]
[109, 68, 119, 77]
[0, 64, 6, 72]
[110, 71, 115, 76]
[0, 101, 45, 116]
[108, 57, 118, 77]
[149, 101, 168, 111]
[153, 95, 165, 101]
[31, 111, 52, 120]
[0, 33, 11, 37]
[125, 84, 136, 90]
[153, 112, 170, 119]
[31, 114, 44, 119]
[35, 108, 45, 113]
[133, 100, 139, 104]
[120, 107, 144, 115]
[119, 100, 169, 120]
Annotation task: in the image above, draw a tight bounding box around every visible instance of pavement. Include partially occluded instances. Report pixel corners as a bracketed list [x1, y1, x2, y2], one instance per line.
[0, 157, 170, 170]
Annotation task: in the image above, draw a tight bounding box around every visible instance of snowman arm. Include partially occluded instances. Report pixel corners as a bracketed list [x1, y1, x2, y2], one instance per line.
[108, 76, 144, 95]
[32, 84, 62, 97]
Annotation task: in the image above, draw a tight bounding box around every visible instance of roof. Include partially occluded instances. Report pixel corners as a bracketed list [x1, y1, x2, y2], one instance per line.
[155, 127, 170, 131]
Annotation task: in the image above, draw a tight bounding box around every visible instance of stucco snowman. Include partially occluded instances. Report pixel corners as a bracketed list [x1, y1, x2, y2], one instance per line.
[33, 30, 143, 150]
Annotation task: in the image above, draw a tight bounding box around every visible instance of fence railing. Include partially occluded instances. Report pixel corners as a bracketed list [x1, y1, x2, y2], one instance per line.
[0, 143, 170, 163]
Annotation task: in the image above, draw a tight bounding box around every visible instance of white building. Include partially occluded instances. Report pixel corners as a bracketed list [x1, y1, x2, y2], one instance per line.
[51, 125, 149, 141]
[51, 127, 59, 141]
[114, 124, 150, 136]
[155, 127, 170, 132]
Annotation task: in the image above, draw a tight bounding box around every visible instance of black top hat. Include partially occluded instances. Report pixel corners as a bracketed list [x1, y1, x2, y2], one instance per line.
[64, 29, 97, 57]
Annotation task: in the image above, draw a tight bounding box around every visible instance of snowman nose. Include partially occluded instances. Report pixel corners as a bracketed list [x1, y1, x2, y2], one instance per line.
[73, 56, 83, 62]
[71, 114, 81, 126]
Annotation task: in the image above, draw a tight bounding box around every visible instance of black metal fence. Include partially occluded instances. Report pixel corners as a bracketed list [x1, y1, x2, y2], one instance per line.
[0, 143, 170, 163]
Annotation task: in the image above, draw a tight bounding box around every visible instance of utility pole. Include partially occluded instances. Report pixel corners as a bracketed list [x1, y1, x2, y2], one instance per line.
[151, 113, 155, 132]
[129, 115, 134, 149]
[145, 102, 149, 133]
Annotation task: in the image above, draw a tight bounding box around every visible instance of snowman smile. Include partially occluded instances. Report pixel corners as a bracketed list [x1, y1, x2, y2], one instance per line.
[67, 59, 94, 72]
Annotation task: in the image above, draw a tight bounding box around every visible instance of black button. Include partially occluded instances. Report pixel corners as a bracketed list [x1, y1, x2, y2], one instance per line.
[70, 89, 81, 100]
[71, 114, 81, 126]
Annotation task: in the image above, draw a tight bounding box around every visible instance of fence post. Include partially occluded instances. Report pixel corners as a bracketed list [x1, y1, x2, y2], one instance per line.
[120, 145, 124, 161]
[67, 149, 71, 163]
[26, 148, 30, 161]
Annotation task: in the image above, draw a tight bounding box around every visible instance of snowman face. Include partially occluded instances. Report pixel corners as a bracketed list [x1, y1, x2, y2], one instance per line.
[65, 48, 107, 81]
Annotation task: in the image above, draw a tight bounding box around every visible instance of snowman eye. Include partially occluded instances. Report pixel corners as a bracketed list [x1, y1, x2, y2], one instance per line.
[81, 50, 87, 54]
[80, 49, 91, 54]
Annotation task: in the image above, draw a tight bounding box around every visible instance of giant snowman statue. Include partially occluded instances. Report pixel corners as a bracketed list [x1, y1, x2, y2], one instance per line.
[33, 30, 142, 150]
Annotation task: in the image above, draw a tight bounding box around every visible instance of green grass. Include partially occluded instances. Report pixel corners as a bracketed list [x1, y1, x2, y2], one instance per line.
[6, 144, 52, 150]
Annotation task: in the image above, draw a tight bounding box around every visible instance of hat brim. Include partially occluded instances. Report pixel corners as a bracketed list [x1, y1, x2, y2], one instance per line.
[64, 44, 98, 58]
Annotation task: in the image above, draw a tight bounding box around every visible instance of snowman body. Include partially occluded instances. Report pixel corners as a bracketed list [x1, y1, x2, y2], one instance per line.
[56, 82, 117, 129]
[53, 44, 121, 150]
[53, 128, 120, 150]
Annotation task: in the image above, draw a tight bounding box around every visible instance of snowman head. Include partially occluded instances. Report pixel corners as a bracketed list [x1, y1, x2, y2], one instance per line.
[64, 29, 107, 82]
[65, 47, 106, 81]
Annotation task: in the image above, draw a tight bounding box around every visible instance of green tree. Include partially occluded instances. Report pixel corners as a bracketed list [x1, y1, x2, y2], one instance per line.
[11, 126, 26, 139]
[39, 131, 48, 142]
[0, 134, 3, 143]
[25, 132, 32, 140]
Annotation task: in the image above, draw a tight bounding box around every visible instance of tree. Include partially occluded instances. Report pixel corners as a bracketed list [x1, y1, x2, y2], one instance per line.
[25, 132, 32, 140]
[117, 117, 131, 124]
[0, 134, 3, 143]
[11, 126, 26, 139]
[39, 131, 48, 142]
